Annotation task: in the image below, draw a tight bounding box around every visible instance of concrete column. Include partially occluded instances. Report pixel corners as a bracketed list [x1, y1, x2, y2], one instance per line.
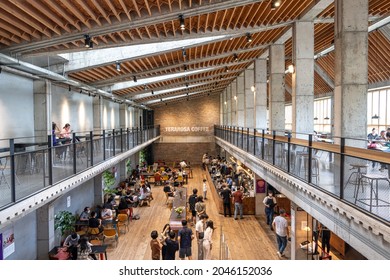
[119, 104, 127, 129]
[334, 0, 368, 141]
[93, 96, 103, 132]
[292, 21, 314, 136]
[93, 173, 104, 205]
[290, 202, 312, 260]
[226, 84, 232, 125]
[254, 59, 268, 129]
[231, 79, 238, 126]
[269, 44, 285, 133]
[236, 72, 245, 127]
[34, 80, 52, 141]
[221, 90, 226, 125]
[37, 203, 55, 259]
[245, 65, 255, 128]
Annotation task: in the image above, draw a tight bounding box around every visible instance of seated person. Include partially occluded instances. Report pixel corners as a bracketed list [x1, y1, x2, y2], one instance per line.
[163, 184, 174, 197]
[118, 197, 131, 217]
[125, 192, 139, 207]
[79, 207, 91, 221]
[59, 123, 72, 143]
[88, 211, 103, 233]
[101, 205, 113, 221]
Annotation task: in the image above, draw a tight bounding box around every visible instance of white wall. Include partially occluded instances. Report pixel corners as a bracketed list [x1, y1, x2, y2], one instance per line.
[51, 85, 94, 133]
[0, 72, 34, 139]
[101, 99, 120, 129]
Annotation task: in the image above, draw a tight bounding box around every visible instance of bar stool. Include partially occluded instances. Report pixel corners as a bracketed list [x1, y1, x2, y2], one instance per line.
[296, 153, 320, 184]
[355, 173, 390, 211]
[344, 163, 368, 198]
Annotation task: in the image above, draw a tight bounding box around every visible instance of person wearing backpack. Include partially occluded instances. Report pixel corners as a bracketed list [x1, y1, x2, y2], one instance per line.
[263, 190, 277, 230]
[188, 188, 198, 226]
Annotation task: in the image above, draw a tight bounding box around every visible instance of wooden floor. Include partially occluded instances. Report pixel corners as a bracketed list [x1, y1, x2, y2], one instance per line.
[106, 166, 279, 260]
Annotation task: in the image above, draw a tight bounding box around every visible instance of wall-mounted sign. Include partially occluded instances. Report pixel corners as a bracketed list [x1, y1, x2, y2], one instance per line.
[256, 179, 266, 193]
[2, 227, 15, 259]
[165, 126, 209, 132]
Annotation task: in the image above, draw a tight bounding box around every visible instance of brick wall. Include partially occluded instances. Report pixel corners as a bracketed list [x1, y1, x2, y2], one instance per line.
[153, 95, 220, 164]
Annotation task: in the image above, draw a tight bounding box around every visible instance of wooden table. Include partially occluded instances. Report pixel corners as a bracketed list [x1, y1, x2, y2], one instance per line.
[169, 187, 187, 231]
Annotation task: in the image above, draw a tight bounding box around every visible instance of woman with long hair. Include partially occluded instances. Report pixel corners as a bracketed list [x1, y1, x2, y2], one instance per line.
[203, 220, 215, 260]
[161, 223, 172, 260]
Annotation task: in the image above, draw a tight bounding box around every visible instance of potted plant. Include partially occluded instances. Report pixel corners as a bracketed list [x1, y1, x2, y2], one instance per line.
[54, 210, 76, 240]
[174, 206, 185, 218]
[102, 168, 117, 202]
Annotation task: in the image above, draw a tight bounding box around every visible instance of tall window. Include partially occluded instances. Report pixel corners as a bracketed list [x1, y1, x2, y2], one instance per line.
[285, 98, 332, 133]
[285, 105, 292, 131]
[314, 98, 332, 134]
[367, 88, 390, 133]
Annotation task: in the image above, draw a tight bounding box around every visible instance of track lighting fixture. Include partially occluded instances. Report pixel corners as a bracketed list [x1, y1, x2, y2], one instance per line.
[233, 53, 238, 62]
[179, 15, 185, 31]
[133, 76, 137, 82]
[184, 64, 187, 71]
[186, 83, 189, 88]
[116, 62, 121, 71]
[144, 84, 148, 90]
[151, 90, 154, 95]
[84, 35, 93, 48]
[225, 66, 229, 72]
[246, 33, 252, 43]
[160, 98, 163, 102]
[182, 48, 187, 58]
[271, 0, 282, 10]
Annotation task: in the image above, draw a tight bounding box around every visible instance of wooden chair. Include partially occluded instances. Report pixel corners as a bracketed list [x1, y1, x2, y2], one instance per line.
[117, 214, 129, 236]
[87, 227, 103, 240]
[103, 228, 118, 248]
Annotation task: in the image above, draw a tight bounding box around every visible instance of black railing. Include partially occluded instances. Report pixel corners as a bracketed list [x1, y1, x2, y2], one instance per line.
[0, 125, 160, 210]
[215, 125, 390, 224]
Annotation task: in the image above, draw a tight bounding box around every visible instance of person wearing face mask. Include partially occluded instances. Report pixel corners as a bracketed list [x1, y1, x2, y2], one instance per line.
[79, 207, 91, 221]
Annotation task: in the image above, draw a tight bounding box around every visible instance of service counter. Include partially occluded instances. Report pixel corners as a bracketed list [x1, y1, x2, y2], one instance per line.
[205, 171, 255, 215]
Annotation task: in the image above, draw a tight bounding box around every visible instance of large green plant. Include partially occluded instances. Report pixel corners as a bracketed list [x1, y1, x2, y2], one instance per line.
[102, 169, 117, 197]
[54, 210, 76, 237]
[125, 159, 132, 177]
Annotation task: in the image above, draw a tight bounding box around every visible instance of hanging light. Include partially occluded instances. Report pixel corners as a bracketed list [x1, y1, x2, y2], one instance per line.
[179, 15, 185, 31]
[182, 48, 187, 58]
[271, 0, 282, 10]
[133, 76, 137, 82]
[233, 53, 238, 62]
[246, 33, 252, 43]
[183, 64, 188, 71]
[225, 66, 229, 72]
[151, 90, 154, 95]
[84, 35, 91, 48]
[116, 62, 121, 71]
[372, 114, 379, 119]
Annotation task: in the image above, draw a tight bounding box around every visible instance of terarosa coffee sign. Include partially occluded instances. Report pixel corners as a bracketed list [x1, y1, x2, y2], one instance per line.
[165, 126, 210, 132]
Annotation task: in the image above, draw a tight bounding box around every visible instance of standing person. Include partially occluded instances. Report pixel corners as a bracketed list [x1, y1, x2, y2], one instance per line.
[195, 214, 208, 260]
[272, 208, 289, 258]
[202, 179, 208, 200]
[203, 220, 215, 260]
[63, 232, 80, 260]
[321, 224, 331, 254]
[220, 184, 232, 217]
[263, 190, 277, 230]
[232, 187, 244, 220]
[195, 196, 206, 223]
[150, 230, 162, 260]
[164, 231, 179, 260]
[177, 220, 194, 260]
[160, 224, 172, 260]
[188, 188, 198, 226]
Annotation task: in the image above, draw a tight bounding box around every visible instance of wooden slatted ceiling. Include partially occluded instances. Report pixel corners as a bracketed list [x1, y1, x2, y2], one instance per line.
[316, 30, 390, 85]
[284, 71, 333, 97]
[317, 0, 390, 18]
[68, 27, 288, 85]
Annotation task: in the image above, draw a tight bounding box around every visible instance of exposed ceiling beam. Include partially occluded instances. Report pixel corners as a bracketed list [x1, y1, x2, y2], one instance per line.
[1, 0, 266, 55]
[93, 45, 269, 88]
[314, 62, 334, 89]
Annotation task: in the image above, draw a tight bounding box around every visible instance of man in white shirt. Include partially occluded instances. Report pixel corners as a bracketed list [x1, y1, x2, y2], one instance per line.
[202, 179, 208, 200]
[101, 205, 113, 221]
[195, 214, 208, 260]
[272, 208, 289, 258]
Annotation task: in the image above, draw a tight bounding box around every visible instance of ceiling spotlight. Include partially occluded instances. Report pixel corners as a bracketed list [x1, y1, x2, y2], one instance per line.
[233, 53, 238, 62]
[246, 33, 252, 43]
[160, 98, 163, 102]
[186, 83, 189, 88]
[144, 84, 148, 90]
[151, 90, 154, 95]
[84, 35, 93, 48]
[182, 48, 187, 58]
[225, 66, 229, 72]
[68, 85, 71, 92]
[179, 15, 185, 31]
[271, 0, 282, 10]
[133, 76, 137, 82]
[184, 64, 187, 71]
[116, 62, 121, 72]
[251, 85, 255, 92]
